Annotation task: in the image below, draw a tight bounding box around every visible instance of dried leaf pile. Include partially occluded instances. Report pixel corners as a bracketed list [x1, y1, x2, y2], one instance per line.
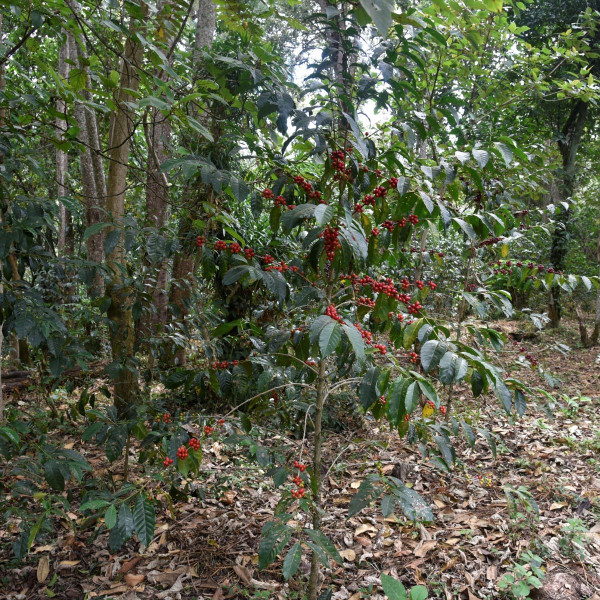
[1, 321, 599, 600]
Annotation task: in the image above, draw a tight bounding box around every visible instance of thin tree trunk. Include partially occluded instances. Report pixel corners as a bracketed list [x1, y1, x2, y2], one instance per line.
[307, 358, 329, 600]
[105, 7, 146, 415]
[549, 99, 588, 327]
[577, 231, 600, 347]
[56, 36, 72, 253]
[0, 213, 3, 422]
[592, 231, 600, 345]
[138, 1, 173, 345]
[67, 1, 107, 297]
[166, 0, 215, 367]
[0, 14, 5, 417]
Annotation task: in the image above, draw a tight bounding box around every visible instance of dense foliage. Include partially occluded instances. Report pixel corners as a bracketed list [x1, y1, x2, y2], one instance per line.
[0, 0, 599, 597]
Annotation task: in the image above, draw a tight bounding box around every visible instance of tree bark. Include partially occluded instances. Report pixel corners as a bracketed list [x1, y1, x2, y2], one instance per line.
[548, 99, 588, 327]
[576, 231, 600, 347]
[67, 4, 107, 297]
[105, 6, 146, 414]
[139, 108, 170, 339]
[138, 1, 173, 346]
[56, 36, 72, 254]
[165, 0, 216, 367]
[0, 14, 4, 420]
[307, 358, 329, 600]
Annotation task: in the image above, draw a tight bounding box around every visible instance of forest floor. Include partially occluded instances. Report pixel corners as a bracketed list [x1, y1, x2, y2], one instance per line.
[1, 320, 600, 600]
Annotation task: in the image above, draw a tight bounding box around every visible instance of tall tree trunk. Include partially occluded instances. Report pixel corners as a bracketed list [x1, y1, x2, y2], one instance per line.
[138, 1, 173, 347]
[56, 36, 72, 254]
[67, 1, 107, 297]
[105, 7, 146, 415]
[166, 0, 215, 367]
[139, 109, 170, 342]
[577, 230, 600, 347]
[548, 99, 588, 327]
[0, 13, 5, 418]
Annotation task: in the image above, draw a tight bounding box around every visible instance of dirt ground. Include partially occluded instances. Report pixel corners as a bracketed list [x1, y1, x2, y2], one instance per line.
[1, 320, 599, 600]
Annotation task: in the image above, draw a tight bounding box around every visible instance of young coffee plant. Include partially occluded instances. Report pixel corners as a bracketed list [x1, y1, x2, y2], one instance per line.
[201, 130, 542, 596]
[497, 550, 545, 599]
[381, 574, 428, 600]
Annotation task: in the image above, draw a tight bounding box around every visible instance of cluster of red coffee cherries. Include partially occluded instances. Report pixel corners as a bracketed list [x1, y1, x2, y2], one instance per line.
[197, 237, 261, 261]
[290, 461, 307, 497]
[388, 312, 406, 322]
[358, 296, 376, 308]
[490, 260, 562, 276]
[408, 351, 419, 364]
[325, 304, 342, 321]
[176, 446, 188, 460]
[477, 236, 504, 248]
[291, 486, 305, 499]
[407, 300, 423, 315]
[512, 341, 538, 366]
[354, 322, 373, 345]
[211, 359, 244, 370]
[330, 149, 354, 182]
[321, 226, 342, 261]
[264, 260, 300, 274]
[188, 437, 201, 451]
[424, 401, 448, 416]
[214, 240, 245, 254]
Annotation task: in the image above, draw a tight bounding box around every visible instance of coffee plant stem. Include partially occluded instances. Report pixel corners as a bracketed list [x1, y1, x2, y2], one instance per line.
[307, 355, 329, 600]
[123, 433, 131, 482]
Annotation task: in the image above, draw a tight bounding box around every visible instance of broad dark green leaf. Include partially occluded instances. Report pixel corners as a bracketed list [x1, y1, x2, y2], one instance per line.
[223, 265, 251, 285]
[342, 322, 366, 364]
[420, 340, 448, 372]
[319, 321, 342, 358]
[348, 480, 381, 517]
[146, 232, 167, 263]
[105, 504, 117, 530]
[133, 495, 156, 547]
[495, 381, 512, 413]
[304, 529, 342, 565]
[359, 367, 381, 410]
[282, 542, 302, 580]
[514, 389, 527, 416]
[44, 459, 65, 492]
[381, 573, 408, 600]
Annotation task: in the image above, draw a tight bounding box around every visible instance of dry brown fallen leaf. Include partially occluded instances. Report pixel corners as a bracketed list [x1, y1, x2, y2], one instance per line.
[58, 560, 80, 569]
[354, 524, 376, 536]
[232, 564, 252, 585]
[125, 573, 145, 587]
[339, 549, 356, 561]
[414, 540, 437, 558]
[221, 490, 237, 505]
[37, 555, 50, 583]
[119, 556, 142, 574]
